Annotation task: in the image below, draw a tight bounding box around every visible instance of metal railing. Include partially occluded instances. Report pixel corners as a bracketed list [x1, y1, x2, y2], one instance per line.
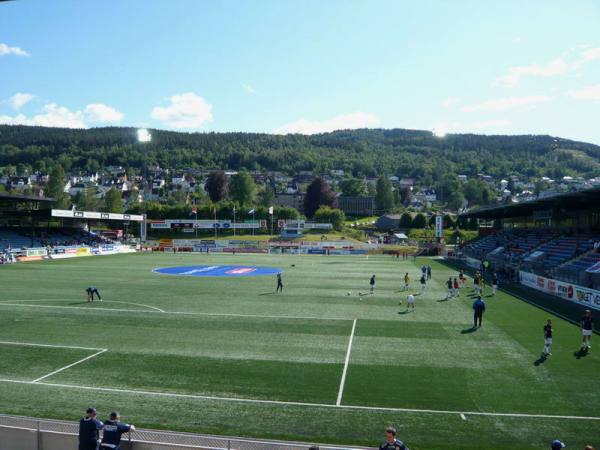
[0, 414, 372, 450]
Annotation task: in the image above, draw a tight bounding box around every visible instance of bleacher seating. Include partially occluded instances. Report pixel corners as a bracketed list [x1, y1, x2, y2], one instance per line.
[0, 227, 114, 251]
[0, 228, 40, 249]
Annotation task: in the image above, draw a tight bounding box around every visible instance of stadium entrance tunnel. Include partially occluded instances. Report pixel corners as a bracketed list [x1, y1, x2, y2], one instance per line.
[153, 265, 282, 277]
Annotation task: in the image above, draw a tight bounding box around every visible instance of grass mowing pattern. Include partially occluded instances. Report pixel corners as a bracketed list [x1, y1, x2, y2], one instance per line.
[0, 253, 598, 449]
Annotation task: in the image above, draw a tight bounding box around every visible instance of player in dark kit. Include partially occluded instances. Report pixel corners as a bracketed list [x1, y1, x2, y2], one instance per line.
[101, 411, 135, 450]
[473, 296, 486, 328]
[581, 309, 594, 350]
[369, 274, 376, 294]
[86, 286, 102, 302]
[543, 319, 553, 356]
[276, 273, 283, 292]
[78, 407, 103, 450]
[379, 427, 409, 450]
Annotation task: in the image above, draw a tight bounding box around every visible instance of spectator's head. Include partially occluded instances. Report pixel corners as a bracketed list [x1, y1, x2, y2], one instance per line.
[551, 440, 565, 450]
[385, 427, 396, 442]
[585, 309, 592, 317]
[109, 411, 120, 420]
[85, 407, 97, 418]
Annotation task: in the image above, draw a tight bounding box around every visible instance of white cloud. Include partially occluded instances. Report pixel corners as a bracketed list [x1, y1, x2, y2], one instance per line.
[242, 84, 255, 94]
[512, 37, 522, 44]
[495, 47, 600, 88]
[441, 97, 459, 108]
[567, 84, 600, 101]
[84, 103, 124, 122]
[273, 112, 379, 135]
[8, 93, 35, 110]
[461, 95, 552, 113]
[0, 43, 29, 57]
[0, 102, 124, 128]
[433, 119, 511, 136]
[151, 92, 213, 129]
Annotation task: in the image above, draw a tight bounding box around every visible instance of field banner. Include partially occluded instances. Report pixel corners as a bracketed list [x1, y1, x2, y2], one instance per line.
[519, 271, 600, 311]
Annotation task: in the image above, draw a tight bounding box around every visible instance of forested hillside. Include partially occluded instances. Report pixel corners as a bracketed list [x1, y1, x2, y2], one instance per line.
[1, 125, 599, 182]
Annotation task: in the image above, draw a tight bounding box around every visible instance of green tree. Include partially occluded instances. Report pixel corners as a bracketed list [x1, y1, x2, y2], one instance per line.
[313, 206, 346, 231]
[229, 171, 257, 205]
[339, 177, 367, 197]
[258, 186, 275, 207]
[412, 213, 427, 228]
[303, 177, 336, 218]
[46, 165, 70, 209]
[399, 212, 413, 228]
[103, 186, 124, 213]
[74, 186, 100, 211]
[375, 176, 394, 213]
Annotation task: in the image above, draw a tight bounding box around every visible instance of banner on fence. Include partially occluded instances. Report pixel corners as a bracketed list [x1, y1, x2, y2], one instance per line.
[519, 271, 600, 311]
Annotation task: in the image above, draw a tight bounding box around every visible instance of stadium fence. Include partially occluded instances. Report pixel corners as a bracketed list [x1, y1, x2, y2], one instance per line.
[0, 413, 372, 450]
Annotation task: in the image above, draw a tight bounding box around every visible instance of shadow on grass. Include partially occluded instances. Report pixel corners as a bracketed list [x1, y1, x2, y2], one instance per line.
[461, 326, 478, 334]
[437, 297, 453, 302]
[534, 354, 547, 366]
[574, 347, 589, 359]
[258, 292, 275, 296]
[398, 310, 413, 315]
[68, 301, 91, 305]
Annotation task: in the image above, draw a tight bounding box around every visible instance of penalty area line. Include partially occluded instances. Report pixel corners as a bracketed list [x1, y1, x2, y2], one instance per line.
[336, 318, 357, 406]
[30, 349, 108, 383]
[0, 340, 104, 351]
[0, 379, 598, 421]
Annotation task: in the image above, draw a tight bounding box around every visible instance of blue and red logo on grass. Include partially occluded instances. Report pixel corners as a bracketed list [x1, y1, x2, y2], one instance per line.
[153, 265, 282, 277]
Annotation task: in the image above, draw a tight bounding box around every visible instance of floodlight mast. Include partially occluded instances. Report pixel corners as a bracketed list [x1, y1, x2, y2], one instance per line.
[137, 129, 151, 241]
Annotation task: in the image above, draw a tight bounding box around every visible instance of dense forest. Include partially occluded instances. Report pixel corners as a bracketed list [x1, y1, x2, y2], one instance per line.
[1, 125, 599, 183]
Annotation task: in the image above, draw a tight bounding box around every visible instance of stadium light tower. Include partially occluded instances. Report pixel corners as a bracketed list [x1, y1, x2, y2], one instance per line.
[137, 129, 151, 242]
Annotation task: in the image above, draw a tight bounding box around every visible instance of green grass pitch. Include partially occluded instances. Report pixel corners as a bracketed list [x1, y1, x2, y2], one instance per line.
[0, 253, 598, 449]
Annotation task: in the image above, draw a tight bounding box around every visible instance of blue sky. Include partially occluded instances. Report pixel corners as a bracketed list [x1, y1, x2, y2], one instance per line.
[1, 0, 600, 143]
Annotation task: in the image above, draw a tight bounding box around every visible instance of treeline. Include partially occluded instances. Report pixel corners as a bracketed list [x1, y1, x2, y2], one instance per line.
[1, 125, 599, 180]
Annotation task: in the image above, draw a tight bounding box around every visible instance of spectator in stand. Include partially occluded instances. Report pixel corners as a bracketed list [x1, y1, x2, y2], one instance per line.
[379, 427, 409, 450]
[78, 407, 103, 450]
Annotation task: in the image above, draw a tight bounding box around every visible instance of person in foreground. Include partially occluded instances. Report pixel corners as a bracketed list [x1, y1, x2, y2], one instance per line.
[379, 426, 409, 450]
[79, 407, 103, 450]
[101, 411, 135, 449]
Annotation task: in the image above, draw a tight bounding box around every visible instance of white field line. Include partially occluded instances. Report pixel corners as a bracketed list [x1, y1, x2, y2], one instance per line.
[0, 298, 164, 313]
[0, 301, 350, 322]
[460, 413, 467, 420]
[30, 349, 108, 383]
[0, 378, 598, 421]
[0, 340, 104, 351]
[336, 318, 357, 406]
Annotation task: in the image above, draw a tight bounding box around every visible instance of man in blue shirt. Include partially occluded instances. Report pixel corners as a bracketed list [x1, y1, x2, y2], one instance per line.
[86, 286, 102, 302]
[473, 296, 486, 328]
[379, 427, 409, 450]
[100, 411, 135, 450]
[79, 407, 103, 450]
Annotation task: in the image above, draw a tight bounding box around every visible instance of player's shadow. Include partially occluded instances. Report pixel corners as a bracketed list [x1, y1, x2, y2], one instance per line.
[398, 310, 412, 315]
[533, 354, 547, 366]
[573, 348, 589, 359]
[437, 297, 453, 302]
[69, 301, 90, 305]
[258, 292, 276, 296]
[461, 326, 478, 334]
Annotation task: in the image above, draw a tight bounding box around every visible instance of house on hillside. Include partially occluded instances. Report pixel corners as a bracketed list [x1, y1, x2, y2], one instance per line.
[375, 214, 401, 231]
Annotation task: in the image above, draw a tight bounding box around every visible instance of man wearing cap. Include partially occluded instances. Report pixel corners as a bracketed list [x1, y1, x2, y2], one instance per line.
[100, 411, 135, 449]
[379, 427, 408, 450]
[551, 439, 565, 450]
[78, 407, 103, 450]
